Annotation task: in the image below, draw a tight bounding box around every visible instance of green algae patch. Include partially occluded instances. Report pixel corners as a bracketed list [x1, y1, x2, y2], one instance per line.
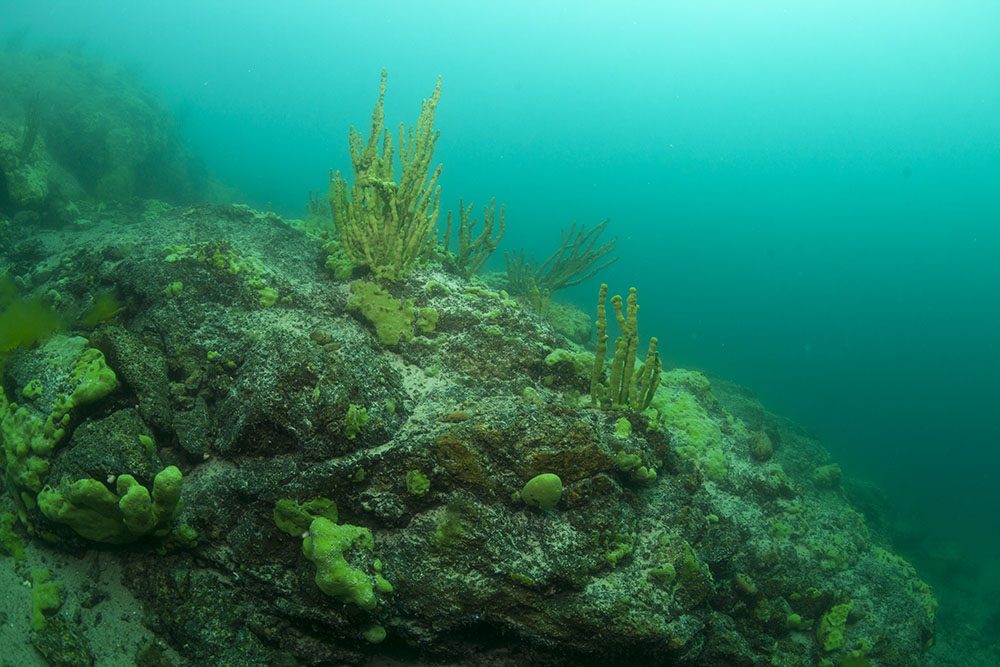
[0, 274, 63, 364]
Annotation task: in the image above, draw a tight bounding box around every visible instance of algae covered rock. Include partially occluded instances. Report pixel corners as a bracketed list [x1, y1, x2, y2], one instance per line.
[0, 204, 936, 666]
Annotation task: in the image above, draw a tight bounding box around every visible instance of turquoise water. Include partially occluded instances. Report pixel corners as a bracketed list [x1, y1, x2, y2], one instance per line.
[8, 0, 998, 564]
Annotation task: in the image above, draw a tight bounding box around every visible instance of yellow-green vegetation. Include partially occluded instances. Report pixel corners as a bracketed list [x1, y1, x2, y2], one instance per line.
[22, 378, 43, 400]
[163, 523, 199, 551]
[646, 533, 715, 604]
[0, 273, 63, 370]
[416, 306, 438, 332]
[258, 286, 279, 306]
[748, 429, 773, 462]
[344, 403, 368, 440]
[837, 639, 875, 667]
[290, 192, 336, 238]
[732, 573, 757, 596]
[348, 280, 415, 344]
[432, 503, 476, 550]
[543, 300, 592, 343]
[505, 220, 618, 308]
[322, 237, 356, 280]
[37, 465, 183, 543]
[656, 389, 721, 449]
[807, 508, 868, 571]
[276, 497, 392, 620]
[165, 240, 262, 274]
[659, 367, 713, 396]
[874, 547, 938, 624]
[0, 112, 50, 206]
[510, 572, 538, 588]
[424, 280, 450, 297]
[814, 463, 844, 488]
[362, 623, 387, 644]
[589, 284, 661, 410]
[330, 69, 442, 280]
[613, 450, 658, 486]
[274, 497, 339, 537]
[598, 527, 637, 567]
[648, 562, 676, 587]
[544, 347, 595, 380]
[164, 281, 183, 297]
[769, 521, 793, 540]
[78, 291, 123, 329]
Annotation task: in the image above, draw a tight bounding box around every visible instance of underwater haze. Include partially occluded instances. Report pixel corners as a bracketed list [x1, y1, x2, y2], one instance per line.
[9, 0, 1000, 592]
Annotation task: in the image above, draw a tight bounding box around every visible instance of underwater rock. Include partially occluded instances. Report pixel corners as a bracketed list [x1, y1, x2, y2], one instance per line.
[0, 203, 936, 666]
[0, 50, 214, 216]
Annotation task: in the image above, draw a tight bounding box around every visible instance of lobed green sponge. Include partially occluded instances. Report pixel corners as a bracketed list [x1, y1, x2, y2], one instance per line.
[37, 466, 183, 544]
[301, 516, 392, 611]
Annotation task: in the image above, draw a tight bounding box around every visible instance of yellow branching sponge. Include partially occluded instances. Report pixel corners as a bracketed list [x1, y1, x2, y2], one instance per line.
[330, 69, 442, 281]
[590, 284, 661, 410]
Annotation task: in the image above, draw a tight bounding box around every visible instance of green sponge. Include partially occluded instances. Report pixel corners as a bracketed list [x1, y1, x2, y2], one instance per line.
[521, 473, 563, 511]
[31, 568, 64, 630]
[302, 516, 392, 611]
[347, 280, 416, 346]
[38, 466, 183, 543]
[817, 600, 853, 651]
[302, 517, 384, 611]
[152, 465, 184, 524]
[273, 498, 338, 537]
[117, 475, 155, 535]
